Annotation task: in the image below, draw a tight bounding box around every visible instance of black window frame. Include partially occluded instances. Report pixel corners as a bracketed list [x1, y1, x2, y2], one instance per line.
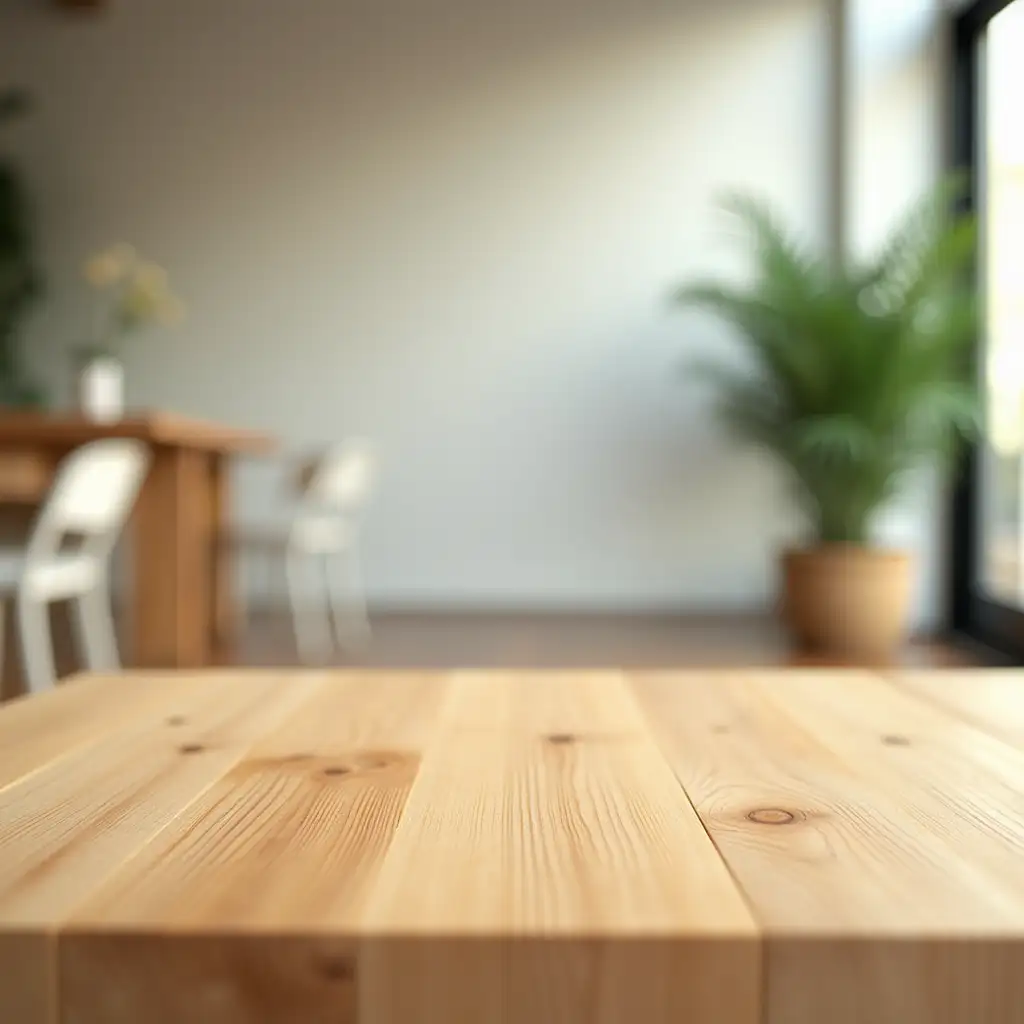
[949, 0, 1024, 663]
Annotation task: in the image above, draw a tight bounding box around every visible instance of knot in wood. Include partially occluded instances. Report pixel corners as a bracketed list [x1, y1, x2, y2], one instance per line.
[882, 735, 911, 747]
[547, 734, 577, 746]
[747, 808, 796, 826]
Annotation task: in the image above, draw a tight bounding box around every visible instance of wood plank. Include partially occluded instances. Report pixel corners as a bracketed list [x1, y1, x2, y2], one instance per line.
[0, 672, 321, 1024]
[631, 669, 1024, 1024]
[0, 930, 51, 1024]
[888, 669, 1024, 749]
[358, 671, 760, 1024]
[61, 672, 449, 1024]
[0, 674, 210, 793]
[764, 670, 1024, 906]
[754, 670, 1024, 1024]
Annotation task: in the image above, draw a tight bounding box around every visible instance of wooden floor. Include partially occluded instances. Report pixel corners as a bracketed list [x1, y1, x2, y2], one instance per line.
[236, 609, 989, 669]
[0, 608, 993, 703]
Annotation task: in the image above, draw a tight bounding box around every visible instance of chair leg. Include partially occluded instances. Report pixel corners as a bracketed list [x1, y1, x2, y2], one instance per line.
[73, 582, 121, 673]
[286, 548, 334, 666]
[16, 593, 56, 694]
[327, 546, 371, 652]
[231, 542, 250, 636]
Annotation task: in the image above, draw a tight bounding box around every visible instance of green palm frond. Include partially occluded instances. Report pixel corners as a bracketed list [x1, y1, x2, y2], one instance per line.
[791, 415, 878, 464]
[676, 282, 831, 415]
[717, 192, 826, 297]
[871, 174, 970, 284]
[673, 178, 979, 545]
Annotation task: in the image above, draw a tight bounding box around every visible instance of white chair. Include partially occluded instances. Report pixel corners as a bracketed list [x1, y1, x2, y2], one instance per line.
[0, 439, 150, 693]
[233, 440, 377, 665]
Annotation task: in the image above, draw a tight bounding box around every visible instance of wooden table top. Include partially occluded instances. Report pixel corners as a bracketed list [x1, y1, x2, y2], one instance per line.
[0, 410, 275, 454]
[2, 668, 1024, 1024]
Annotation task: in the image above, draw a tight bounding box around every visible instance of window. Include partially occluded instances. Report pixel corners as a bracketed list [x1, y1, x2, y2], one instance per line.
[951, 0, 1024, 660]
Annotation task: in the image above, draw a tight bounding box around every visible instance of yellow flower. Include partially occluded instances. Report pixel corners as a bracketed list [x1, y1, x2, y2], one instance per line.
[120, 281, 159, 320]
[117, 263, 184, 328]
[83, 243, 138, 288]
[88, 244, 183, 333]
[83, 253, 122, 288]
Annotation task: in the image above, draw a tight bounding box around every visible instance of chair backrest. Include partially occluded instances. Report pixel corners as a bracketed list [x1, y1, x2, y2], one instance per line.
[290, 440, 376, 552]
[26, 439, 151, 562]
[304, 440, 376, 510]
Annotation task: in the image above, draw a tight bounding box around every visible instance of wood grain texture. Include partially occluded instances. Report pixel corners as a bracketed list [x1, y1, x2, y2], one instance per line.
[0, 673, 196, 793]
[888, 669, 1024, 748]
[2, 669, 1024, 1024]
[0, 673, 320, 1022]
[63, 673, 449, 1024]
[359, 671, 759, 1024]
[632, 669, 1024, 1024]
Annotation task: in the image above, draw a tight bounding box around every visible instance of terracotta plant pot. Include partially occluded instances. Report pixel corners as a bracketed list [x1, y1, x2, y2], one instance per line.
[781, 546, 913, 662]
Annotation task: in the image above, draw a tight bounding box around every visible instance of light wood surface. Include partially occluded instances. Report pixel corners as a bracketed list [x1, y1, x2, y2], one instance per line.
[0, 412, 276, 686]
[1, 669, 1023, 1023]
[887, 669, 1024, 747]
[632, 669, 1024, 1024]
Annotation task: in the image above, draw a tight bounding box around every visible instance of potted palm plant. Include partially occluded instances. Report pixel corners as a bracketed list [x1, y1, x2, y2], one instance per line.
[675, 181, 979, 660]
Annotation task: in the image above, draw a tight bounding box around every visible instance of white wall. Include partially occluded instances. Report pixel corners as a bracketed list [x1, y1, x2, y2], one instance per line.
[846, 0, 947, 627]
[1, 0, 947, 622]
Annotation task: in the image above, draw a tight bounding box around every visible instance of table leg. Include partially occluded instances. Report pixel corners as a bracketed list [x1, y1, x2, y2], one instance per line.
[209, 454, 238, 664]
[132, 448, 213, 669]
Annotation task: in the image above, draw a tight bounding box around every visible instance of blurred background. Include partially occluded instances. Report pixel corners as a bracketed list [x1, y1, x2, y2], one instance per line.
[0, 0, 1017, 684]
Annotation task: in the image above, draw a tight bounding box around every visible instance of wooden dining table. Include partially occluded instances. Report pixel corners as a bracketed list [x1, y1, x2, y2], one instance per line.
[1, 667, 1023, 1023]
[0, 411, 274, 678]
